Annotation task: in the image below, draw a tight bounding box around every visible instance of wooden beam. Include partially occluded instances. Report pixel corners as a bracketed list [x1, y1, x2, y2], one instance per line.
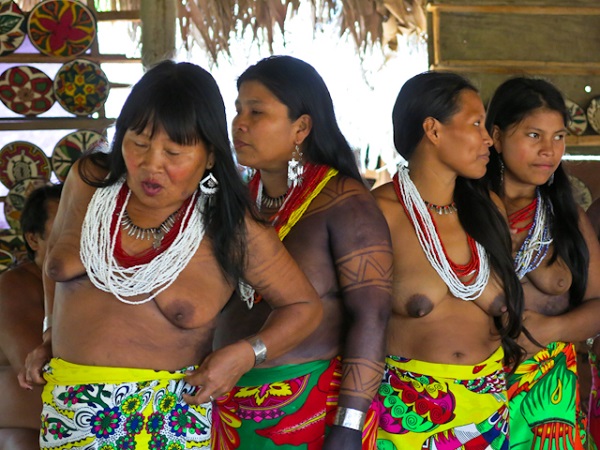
[426, 5, 600, 15]
[96, 10, 141, 21]
[566, 136, 600, 148]
[0, 54, 141, 64]
[0, 117, 116, 131]
[431, 60, 600, 76]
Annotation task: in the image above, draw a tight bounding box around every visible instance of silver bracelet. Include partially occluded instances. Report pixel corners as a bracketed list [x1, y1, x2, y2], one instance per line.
[42, 315, 52, 334]
[246, 335, 267, 366]
[333, 406, 366, 431]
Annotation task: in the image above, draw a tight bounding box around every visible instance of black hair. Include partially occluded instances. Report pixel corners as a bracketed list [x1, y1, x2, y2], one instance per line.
[484, 77, 588, 308]
[237, 55, 362, 182]
[20, 183, 63, 260]
[78, 60, 254, 282]
[393, 71, 525, 367]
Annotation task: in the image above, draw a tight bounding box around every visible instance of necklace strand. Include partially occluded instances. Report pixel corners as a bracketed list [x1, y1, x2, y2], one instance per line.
[121, 209, 178, 249]
[424, 200, 457, 215]
[80, 179, 205, 304]
[513, 189, 553, 279]
[394, 165, 490, 301]
[260, 190, 287, 209]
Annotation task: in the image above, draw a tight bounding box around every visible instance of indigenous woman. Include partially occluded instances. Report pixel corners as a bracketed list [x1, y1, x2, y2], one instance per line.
[485, 77, 600, 449]
[587, 198, 600, 447]
[372, 71, 525, 449]
[213, 56, 393, 450]
[19, 61, 322, 449]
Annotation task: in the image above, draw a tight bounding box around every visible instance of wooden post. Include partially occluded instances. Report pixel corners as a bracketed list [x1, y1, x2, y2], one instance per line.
[141, 0, 176, 69]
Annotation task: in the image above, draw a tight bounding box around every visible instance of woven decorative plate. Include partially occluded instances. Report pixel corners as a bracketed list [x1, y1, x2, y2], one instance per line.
[565, 99, 587, 136]
[53, 59, 109, 116]
[27, 0, 96, 57]
[0, 0, 26, 56]
[0, 65, 55, 116]
[3, 177, 48, 230]
[586, 97, 600, 135]
[0, 141, 51, 189]
[52, 130, 105, 181]
[0, 249, 15, 274]
[0, 228, 24, 254]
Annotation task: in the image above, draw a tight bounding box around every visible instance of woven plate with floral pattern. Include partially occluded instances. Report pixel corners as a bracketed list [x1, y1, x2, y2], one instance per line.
[0, 0, 26, 56]
[565, 99, 587, 136]
[52, 130, 105, 181]
[53, 59, 109, 116]
[0, 141, 51, 189]
[27, 0, 96, 57]
[0, 65, 55, 116]
[3, 177, 49, 230]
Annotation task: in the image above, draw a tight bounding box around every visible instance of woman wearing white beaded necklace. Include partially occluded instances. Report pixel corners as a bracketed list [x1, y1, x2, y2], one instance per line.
[372, 71, 525, 449]
[484, 77, 600, 449]
[18, 61, 322, 449]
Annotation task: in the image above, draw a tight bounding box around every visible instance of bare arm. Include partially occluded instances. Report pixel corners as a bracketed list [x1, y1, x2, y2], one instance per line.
[184, 216, 322, 404]
[323, 182, 393, 449]
[0, 267, 44, 371]
[523, 208, 600, 346]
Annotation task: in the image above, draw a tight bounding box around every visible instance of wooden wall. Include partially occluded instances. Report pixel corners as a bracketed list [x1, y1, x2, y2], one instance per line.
[427, 0, 600, 204]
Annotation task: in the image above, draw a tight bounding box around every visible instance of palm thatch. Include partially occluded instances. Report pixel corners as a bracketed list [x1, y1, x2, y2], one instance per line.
[178, 0, 427, 61]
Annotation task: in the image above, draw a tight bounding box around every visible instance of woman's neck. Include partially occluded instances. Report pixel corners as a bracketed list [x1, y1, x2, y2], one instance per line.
[407, 155, 457, 206]
[259, 170, 289, 198]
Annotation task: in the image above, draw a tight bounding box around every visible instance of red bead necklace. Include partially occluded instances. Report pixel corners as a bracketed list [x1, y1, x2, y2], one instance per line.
[508, 197, 537, 234]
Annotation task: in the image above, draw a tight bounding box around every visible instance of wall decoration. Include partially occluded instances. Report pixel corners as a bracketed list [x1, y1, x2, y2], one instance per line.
[0, 65, 55, 116]
[53, 58, 109, 116]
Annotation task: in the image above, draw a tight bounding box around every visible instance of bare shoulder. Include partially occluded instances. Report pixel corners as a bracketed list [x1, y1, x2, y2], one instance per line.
[0, 262, 43, 310]
[371, 181, 398, 210]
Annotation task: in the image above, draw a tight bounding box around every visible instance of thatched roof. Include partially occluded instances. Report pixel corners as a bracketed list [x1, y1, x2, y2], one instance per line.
[178, 1, 427, 61]
[17, 0, 426, 62]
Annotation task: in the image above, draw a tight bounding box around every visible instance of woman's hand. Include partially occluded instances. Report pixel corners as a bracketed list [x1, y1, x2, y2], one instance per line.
[183, 340, 255, 405]
[18, 339, 52, 389]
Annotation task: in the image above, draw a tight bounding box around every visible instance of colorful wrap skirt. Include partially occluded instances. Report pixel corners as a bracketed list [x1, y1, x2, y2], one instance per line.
[40, 358, 211, 449]
[507, 341, 588, 450]
[211, 357, 378, 450]
[375, 346, 509, 450]
[589, 350, 600, 448]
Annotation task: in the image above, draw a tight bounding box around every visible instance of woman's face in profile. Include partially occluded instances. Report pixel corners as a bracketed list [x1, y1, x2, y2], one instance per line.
[122, 124, 214, 211]
[232, 80, 303, 172]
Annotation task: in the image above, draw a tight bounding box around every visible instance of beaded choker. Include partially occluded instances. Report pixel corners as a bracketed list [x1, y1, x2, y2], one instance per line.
[424, 200, 457, 215]
[121, 209, 178, 249]
[261, 190, 287, 209]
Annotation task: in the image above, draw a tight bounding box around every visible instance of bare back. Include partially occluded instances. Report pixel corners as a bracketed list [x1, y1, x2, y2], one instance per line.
[373, 182, 506, 364]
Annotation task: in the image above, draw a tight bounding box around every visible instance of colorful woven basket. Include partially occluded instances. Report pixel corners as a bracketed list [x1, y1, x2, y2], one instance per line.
[27, 0, 96, 57]
[52, 129, 106, 181]
[0, 0, 26, 56]
[53, 58, 109, 116]
[0, 141, 51, 189]
[0, 65, 55, 116]
[3, 177, 49, 230]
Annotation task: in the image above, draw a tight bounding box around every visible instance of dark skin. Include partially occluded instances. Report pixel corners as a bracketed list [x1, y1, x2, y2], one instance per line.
[0, 199, 58, 450]
[215, 175, 393, 449]
[373, 90, 508, 366]
[19, 130, 323, 407]
[219, 78, 393, 449]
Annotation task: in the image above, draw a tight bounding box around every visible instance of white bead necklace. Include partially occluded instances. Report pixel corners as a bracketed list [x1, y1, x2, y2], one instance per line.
[80, 178, 205, 304]
[396, 165, 490, 301]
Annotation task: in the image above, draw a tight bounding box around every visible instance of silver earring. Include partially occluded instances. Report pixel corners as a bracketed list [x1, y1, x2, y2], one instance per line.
[200, 172, 219, 196]
[287, 144, 304, 189]
[547, 172, 555, 186]
[499, 157, 504, 187]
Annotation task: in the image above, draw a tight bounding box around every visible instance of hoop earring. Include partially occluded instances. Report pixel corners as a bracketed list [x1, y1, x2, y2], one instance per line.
[288, 144, 304, 189]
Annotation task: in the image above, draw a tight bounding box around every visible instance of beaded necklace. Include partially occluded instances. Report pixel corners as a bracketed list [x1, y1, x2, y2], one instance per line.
[424, 200, 457, 215]
[508, 197, 537, 234]
[261, 191, 287, 209]
[80, 179, 205, 304]
[513, 189, 553, 279]
[239, 163, 338, 308]
[393, 165, 490, 301]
